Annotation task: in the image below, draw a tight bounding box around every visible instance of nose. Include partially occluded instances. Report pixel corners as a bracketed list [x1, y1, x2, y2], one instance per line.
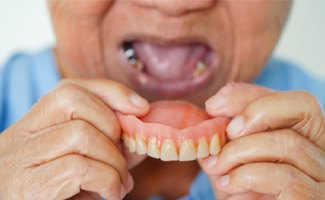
[130, 0, 216, 16]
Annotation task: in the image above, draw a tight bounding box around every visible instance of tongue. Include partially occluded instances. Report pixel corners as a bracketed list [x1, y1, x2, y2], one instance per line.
[133, 41, 208, 81]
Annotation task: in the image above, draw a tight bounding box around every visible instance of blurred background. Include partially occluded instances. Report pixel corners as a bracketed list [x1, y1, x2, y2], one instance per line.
[0, 1, 324, 78]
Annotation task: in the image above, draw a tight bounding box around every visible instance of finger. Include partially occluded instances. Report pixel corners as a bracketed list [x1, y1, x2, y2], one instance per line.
[122, 143, 147, 169]
[226, 90, 325, 150]
[205, 83, 274, 117]
[68, 191, 101, 200]
[28, 155, 127, 200]
[207, 176, 274, 200]
[22, 120, 131, 189]
[63, 79, 149, 116]
[202, 129, 325, 181]
[225, 193, 274, 200]
[19, 81, 122, 142]
[215, 163, 318, 200]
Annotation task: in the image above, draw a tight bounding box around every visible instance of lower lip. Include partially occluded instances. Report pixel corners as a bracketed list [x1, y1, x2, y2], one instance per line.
[119, 49, 218, 98]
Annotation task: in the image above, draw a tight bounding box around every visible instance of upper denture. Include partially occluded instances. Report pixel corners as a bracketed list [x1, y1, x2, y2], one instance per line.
[117, 100, 230, 161]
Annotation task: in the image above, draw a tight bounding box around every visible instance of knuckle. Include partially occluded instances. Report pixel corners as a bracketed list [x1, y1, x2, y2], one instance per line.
[275, 130, 305, 157]
[68, 120, 94, 151]
[296, 91, 321, 111]
[286, 181, 316, 200]
[64, 154, 90, 175]
[50, 80, 87, 116]
[55, 81, 84, 106]
[100, 168, 121, 197]
[279, 164, 300, 183]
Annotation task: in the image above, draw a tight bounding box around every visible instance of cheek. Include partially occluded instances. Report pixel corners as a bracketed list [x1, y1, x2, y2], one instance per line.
[226, 1, 291, 82]
[51, 0, 115, 78]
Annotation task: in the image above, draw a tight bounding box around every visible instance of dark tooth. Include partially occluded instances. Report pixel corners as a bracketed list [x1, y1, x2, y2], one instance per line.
[192, 61, 207, 78]
[123, 42, 144, 71]
[131, 59, 144, 71]
[123, 42, 137, 60]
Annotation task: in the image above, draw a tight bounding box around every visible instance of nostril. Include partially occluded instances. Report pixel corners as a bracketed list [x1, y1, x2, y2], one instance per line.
[131, 0, 216, 16]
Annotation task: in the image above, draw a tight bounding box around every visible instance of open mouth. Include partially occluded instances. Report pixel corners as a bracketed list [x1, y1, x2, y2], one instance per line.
[120, 40, 218, 98]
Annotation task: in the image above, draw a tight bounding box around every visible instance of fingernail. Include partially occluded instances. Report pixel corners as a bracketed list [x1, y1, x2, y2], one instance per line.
[227, 116, 245, 138]
[205, 155, 218, 169]
[120, 185, 126, 199]
[129, 93, 148, 108]
[206, 96, 226, 111]
[218, 175, 230, 187]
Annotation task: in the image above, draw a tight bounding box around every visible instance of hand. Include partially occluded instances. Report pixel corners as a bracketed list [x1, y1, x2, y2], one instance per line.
[200, 83, 325, 200]
[0, 79, 149, 200]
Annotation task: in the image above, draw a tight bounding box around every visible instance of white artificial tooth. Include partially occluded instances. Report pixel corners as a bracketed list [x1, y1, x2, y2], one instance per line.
[160, 139, 178, 161]
[136, 136, 147, 155]
[179, 139, 197, 161]
[128, 137, 137, 153]
[197, 137, 209, 158]
[209, 134, 221, 155]
[192, 61, 207, 78]
[147, 137, 160, 159]
[122, 134, 129, 148]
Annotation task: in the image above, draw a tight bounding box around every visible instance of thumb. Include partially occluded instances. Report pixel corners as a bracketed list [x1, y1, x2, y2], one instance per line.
[205, 83, 274, 117]
[198, 156, 229, 200]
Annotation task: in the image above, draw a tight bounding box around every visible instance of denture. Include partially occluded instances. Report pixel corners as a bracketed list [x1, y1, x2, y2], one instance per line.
[117, 101, 230, 162]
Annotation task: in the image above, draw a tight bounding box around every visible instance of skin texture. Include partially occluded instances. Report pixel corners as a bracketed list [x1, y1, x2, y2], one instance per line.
[200, 83, 325, 200]
[50, 0, 291, 105]
[1, 0, 325, 199]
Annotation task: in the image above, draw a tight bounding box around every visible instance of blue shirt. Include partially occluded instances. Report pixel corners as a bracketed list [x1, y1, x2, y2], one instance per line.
[0, 48, 324, 200]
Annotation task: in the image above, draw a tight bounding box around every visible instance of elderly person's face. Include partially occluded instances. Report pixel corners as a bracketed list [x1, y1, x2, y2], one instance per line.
[50, 0, 291, 105]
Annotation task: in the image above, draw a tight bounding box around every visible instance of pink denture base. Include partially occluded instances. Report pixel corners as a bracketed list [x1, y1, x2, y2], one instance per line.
[116, 100, 230, 148]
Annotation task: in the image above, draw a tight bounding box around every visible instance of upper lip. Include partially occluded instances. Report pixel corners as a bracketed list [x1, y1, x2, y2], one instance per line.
[120, 34, 211, 50]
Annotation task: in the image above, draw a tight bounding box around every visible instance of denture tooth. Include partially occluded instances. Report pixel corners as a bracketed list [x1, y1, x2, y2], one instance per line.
[128, 137, 137, 153]
[209, 134, 221, 155]
[122, 134, 129, 148]
[160, 139, 178, 161]
[147, 137, 160, 159]
[192, 61, 207, 78]
[197, 137, 209, 158]
[179, 139, 197, 161]
[136, 136, 147, 155]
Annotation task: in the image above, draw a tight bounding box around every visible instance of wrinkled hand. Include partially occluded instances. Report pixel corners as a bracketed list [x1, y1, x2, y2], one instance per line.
[200, 83, 325, 200]
[0, 79, 149, 200]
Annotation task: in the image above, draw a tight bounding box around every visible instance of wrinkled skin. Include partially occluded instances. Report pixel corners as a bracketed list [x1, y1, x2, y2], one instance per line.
[50, 0, 291, 104]
[1, 0, 325, 199]
[0, 80, 149, 200]
[200, 83, 325, 200]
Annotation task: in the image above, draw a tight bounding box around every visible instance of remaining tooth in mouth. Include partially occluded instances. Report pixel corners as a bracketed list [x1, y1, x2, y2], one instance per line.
[130, 58, 144, 71]
[123, 134, 222, 161]
[124, 42, 209, 78]
[124, 43, 144, 71]
[192, 61, 208, 78]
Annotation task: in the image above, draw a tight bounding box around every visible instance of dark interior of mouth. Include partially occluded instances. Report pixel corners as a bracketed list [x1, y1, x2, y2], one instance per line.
[123, 41, 210, 81]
